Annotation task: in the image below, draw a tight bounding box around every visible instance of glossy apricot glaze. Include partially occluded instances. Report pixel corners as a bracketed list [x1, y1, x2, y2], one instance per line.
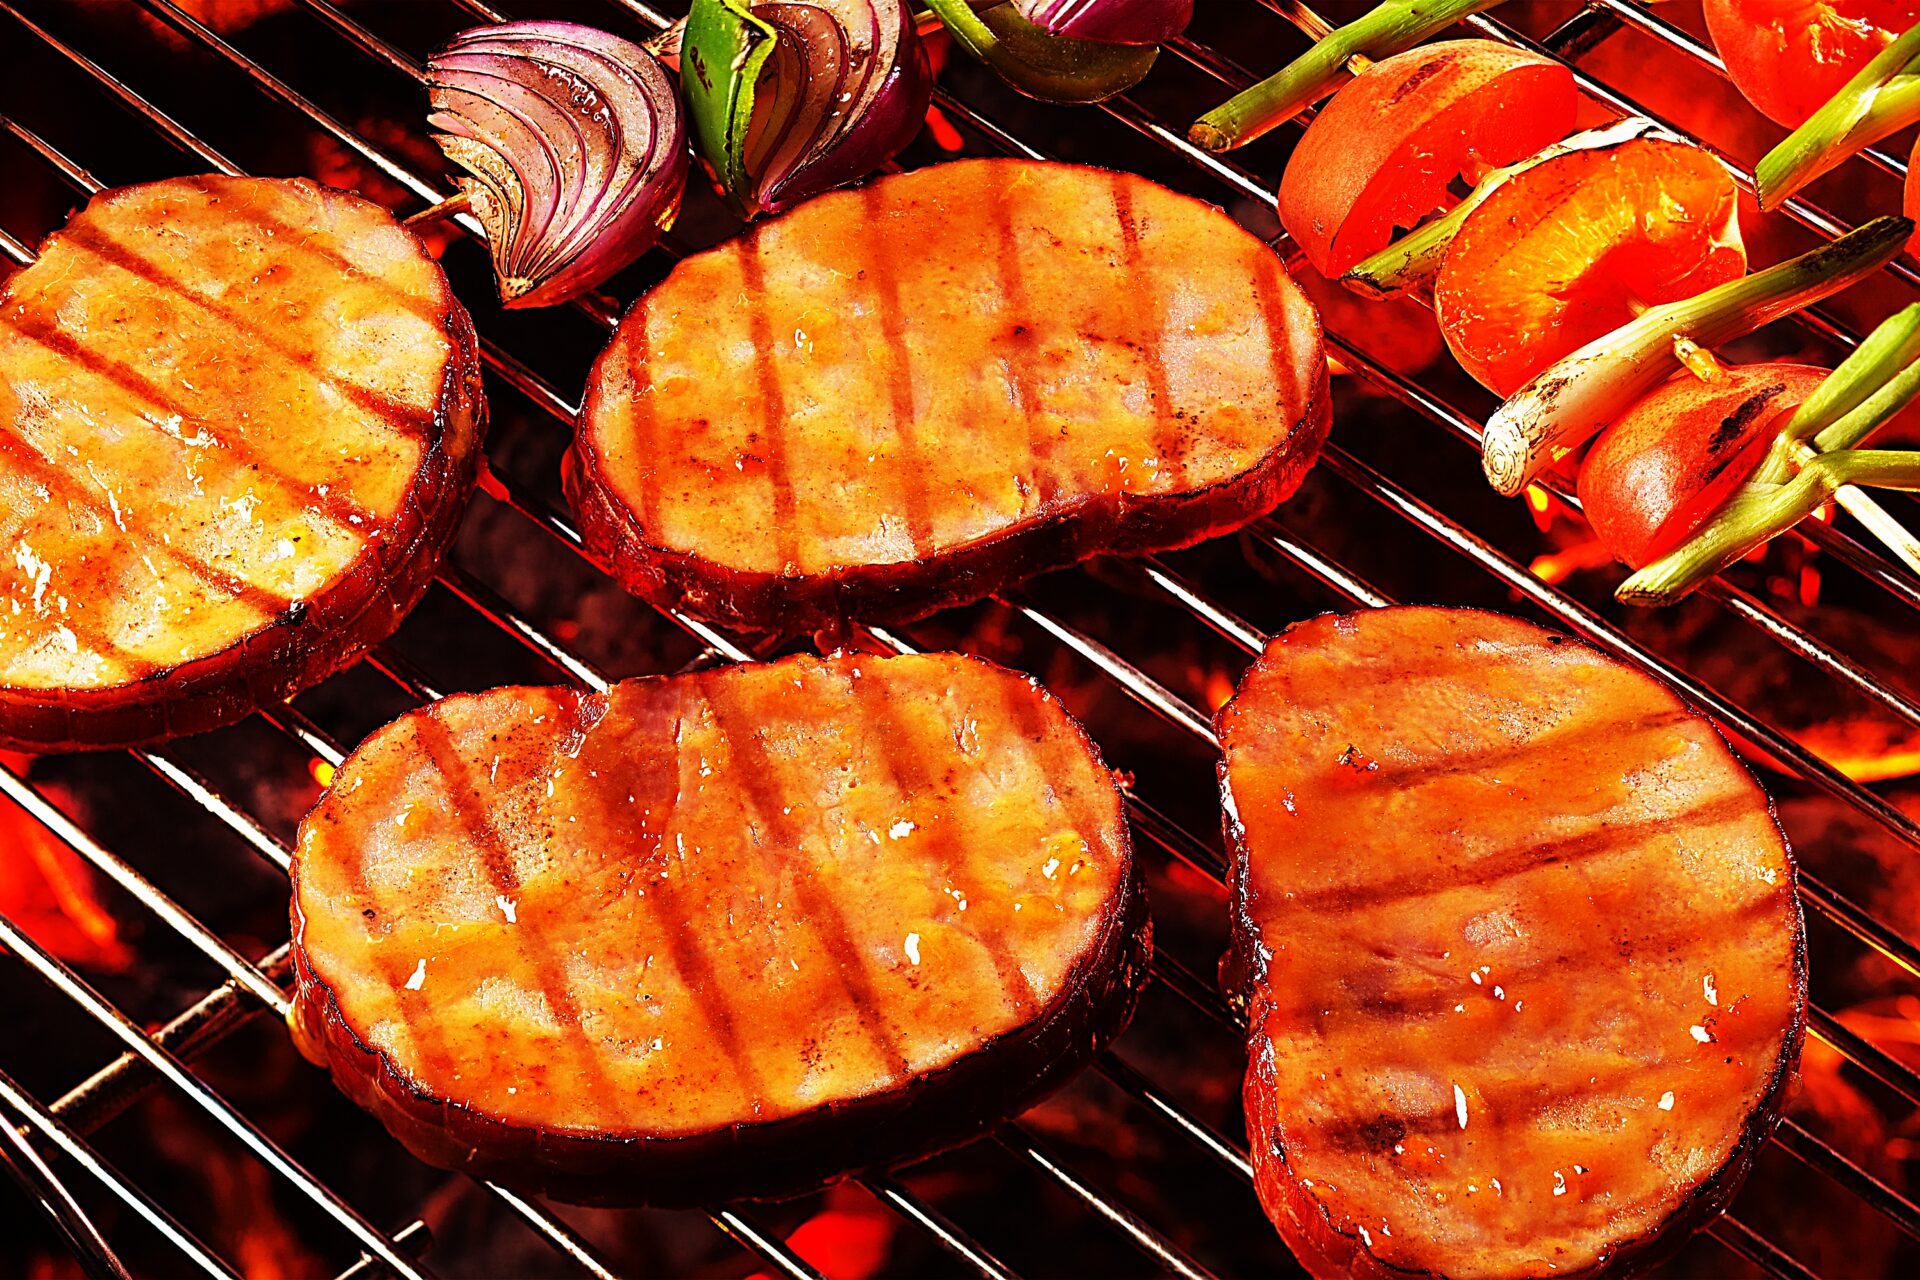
[291, 651, 1148, 1204]
[1218, 607, 1803, 1279]
[0, 175, 482, 750]
[569, 158, 1328, 631]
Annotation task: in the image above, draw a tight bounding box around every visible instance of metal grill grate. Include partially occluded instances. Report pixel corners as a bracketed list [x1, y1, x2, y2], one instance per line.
[2, 1, 1919, 1276]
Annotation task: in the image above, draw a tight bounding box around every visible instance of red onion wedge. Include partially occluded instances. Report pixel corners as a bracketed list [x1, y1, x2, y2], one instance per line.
[683, 0, 930, 217]
[426, 21, 687, 309]
[1013, 0, 1192, 46]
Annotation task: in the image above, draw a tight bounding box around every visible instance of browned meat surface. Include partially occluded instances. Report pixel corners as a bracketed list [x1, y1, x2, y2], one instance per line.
[1217, 607, 1804, 1279]
[290, 651, 1148, 1204]
[569, 158, 1328, 632]
[0, 175, 483, 751]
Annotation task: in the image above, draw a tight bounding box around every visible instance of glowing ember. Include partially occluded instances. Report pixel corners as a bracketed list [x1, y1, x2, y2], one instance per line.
[0, 764, 131, 972]
[1527, 537, 1615, 585]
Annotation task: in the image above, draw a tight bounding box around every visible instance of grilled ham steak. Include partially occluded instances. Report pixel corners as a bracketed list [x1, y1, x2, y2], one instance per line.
[0, 175, 483, 751]
[290, 651, 1147, 1204]
[569, 158, 1328, 632]
[1217, 607, 1804, 1279]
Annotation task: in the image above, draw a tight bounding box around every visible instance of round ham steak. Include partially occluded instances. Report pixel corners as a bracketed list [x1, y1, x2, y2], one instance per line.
[1217, 606, 1804, 1279]
[569, 158, 1328, 632]
[0, 175, 483, 751]
[290, 651, 1148, 1204]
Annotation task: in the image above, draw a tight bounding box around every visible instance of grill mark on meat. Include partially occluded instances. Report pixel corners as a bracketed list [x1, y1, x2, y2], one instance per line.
[318, 823, 465, 1088]
[408, 710, 627, 1103]
[621, 300, 664, 540]
[1290, 791, 1757, 912]
[235, 205, 448, 326]
[1251, 250, 1303, 428]
[0, 421, 290, 624]
[618, 697, 770, 1104]
[998, 678, 1123, 898]
[847, 670, 1040, 1012]
[1110, 173, 1177, 480]
[2, 313, 376, 532]
[1299, 893, 1786, 1027]
[58, 224, 435, 440]
[986, 180, 1060, 505]
[860, 184, 935, 557]
[1362, 707, 1698, 789]
[698, 675, 916, 1079]
[735, 237, 801, 570]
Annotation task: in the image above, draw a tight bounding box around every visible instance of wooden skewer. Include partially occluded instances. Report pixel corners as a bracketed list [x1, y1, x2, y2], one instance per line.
[404, 190, 471, 228]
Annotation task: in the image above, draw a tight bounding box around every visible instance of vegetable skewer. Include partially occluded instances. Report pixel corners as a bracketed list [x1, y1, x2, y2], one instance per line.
[1755, 22, 1920, 208]
[1480, 216, 1912, 497]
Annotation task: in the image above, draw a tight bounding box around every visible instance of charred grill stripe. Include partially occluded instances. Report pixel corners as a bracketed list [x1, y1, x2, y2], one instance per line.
[618, 699, 770, 1103]
[698, 676, 916, 1079]
[238, 206, 449, 326]
[622, 300, 664, 540]
[1301, 893, 1788, 1027]
[408, 710, 627, 1103]
[736, 237, 801, 571]
[0, 421, 291, 622]
[59, 224, 436, 439]
[1251, 250, 1302, 427]
[860, 184, 936, 557]
[2, 314, 377, 531]
[1363, 707, 1698, 789]
[1111, 174, 1177, 479]
[987, 180, 1060, 504]
[850, 671, 1040, 1011]
[1292, 791, 1759, 911]
[1388, 55, 1457, 104]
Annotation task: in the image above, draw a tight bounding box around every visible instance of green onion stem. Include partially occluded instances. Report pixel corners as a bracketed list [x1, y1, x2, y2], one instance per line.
[1188, 0, 1510, 152]
[1481, 215, 1913, 496]
[1752, 303, 1920, 482]
[1755, 22, 1920, 209]
[1618, 450, 1920, 605]
[1344, 117, 1665, 299]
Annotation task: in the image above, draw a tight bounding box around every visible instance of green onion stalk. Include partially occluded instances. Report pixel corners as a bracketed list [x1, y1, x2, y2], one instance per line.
[1188, 0, 1512, 153]
[1479, 215, 1913, 498]
[1753, 303, 1920, 482]
[1344, 116, 1668, 299]
[1620, 307, 1920, 605]
[1755, 21, 1920, 210]
[1618, 453, 1920, 605]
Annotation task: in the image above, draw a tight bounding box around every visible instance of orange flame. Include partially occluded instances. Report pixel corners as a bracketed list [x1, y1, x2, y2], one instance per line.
[1527, 538, 1615, 585]
[0, 762, 131, 973]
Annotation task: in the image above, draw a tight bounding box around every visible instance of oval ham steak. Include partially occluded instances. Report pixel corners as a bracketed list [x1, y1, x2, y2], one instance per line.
[569, 158, 1328, 632]
[1217, 606, 1804, 1279]
[290, 651, 1147, 1204]
[0, 175, 483, 751]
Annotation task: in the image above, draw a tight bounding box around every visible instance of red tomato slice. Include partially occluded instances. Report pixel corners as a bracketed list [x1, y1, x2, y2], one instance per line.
[1277, 40, 1577, 278]
[1704, 0, 1919, 126]
[1578, 362, 1828, 567]
[1906, 134, 1920, 246]
[1434, 135, 1746, 397]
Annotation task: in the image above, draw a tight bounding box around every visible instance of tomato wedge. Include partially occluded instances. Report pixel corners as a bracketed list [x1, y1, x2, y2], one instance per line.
[1703, 0, 1919, 127]
[1434, 135, 1746, 397]
[1578, 363, 1826, 567]
[1277, 40, 1577, 278]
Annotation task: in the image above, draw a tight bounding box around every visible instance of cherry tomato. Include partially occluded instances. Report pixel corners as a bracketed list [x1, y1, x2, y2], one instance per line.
[1578, 362, 1827, 567]
[1277, 40, 1577, 278]
[1703, 0, 1920, 126]
[1434, 135, 1746, 396]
